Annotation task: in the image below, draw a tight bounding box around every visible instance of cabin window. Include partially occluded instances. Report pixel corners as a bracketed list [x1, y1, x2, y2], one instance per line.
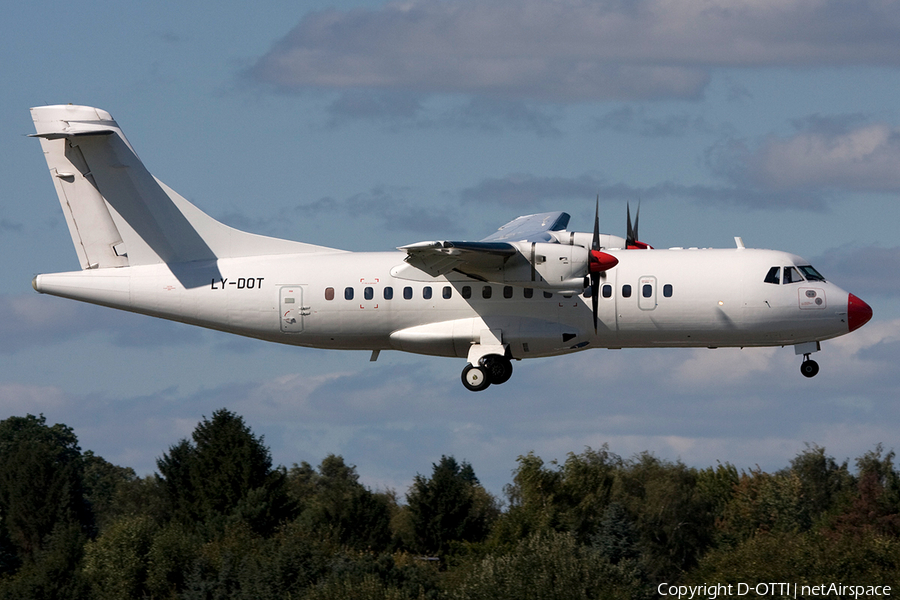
[442, 286, 452, 299]
[325, 287, 335, 301]
[462, 286, 472, 299]
[642, 284, 652, 298]
[364, 287, 374, 300]
[384, 286, 393, 300]
[799, 265, 826, 282]
[482, 286, 492, 299]
[524, 288, 534, 298]
[403, 286, 413, 299]
[344, 287, 354, 300]
[503, 286, 513, 299]
[663, 284, 673, 298]
[543, 291, 553, 299]
[622, 284, 632, 298]
[602, 284, 612, 298]
[764, 267, 780, 285]
[423, 286, 432, 300]
[783, 266, 803, 284]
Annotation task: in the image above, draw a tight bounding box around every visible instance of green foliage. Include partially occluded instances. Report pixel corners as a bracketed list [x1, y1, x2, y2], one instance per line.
[688, 529, 900, 583]
[613, 452, 717, 580]
[451, 530, 649, 600]
[82, 451, 141, 533]
[0, 415, 92, 599]
[406, 456, 499, 557]
[0, 522, 90, 600]
[156, 409, 295, 536]
[832, 444, 900, 537]
[83, 514, 157, 599]
[2, 408, 899, 598]
[0, 414, 92, 563]
[289, 455, 395, 552]
[180, 521, 332, 599]
[306, 551, 440, 600]
[784, 443, 854, 523]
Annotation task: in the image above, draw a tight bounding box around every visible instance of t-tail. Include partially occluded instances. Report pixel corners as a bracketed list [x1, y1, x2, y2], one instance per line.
[30, 104, 335, 286]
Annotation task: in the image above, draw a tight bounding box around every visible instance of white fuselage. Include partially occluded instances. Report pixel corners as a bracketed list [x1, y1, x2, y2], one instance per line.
[33, 246, 855, 360]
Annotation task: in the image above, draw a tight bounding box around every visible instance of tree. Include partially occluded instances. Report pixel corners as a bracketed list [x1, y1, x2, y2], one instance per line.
[288, 455, 394, 551]
[406, 456, 498, 556]
[0, 414, 92, 564]
[156, 409, 295, 535]
[0, 414, 93, 599]
[614, 453, 716, 580]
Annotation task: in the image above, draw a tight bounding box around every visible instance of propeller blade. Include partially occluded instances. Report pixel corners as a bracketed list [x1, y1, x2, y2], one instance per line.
[626, 200, 652, 249]
[633, 202, 640, 243]
[626, 202, 635, 247]
[591, 195, 602, 332]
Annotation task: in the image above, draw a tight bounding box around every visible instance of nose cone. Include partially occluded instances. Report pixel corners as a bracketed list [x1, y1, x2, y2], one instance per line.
[848, 293, 873, 332]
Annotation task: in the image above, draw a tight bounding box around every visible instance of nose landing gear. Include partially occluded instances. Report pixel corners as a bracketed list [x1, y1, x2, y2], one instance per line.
[794, 341, 821, 378]
[800, 355, 819, 378]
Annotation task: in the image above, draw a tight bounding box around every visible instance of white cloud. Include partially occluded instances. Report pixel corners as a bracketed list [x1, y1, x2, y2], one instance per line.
[250, 0, 900, 102]
[748, 123, 900, 192]
[0, 383, 68, 415]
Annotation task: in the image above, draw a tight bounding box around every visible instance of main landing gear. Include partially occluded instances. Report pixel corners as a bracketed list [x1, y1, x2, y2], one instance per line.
[461, 355, 513, 392]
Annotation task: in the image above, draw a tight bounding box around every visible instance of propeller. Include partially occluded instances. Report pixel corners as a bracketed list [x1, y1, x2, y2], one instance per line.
[588, 195, 618, 333]
[626, 201, 652, 249]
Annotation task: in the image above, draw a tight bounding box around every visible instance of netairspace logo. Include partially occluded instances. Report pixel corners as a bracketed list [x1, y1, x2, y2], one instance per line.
[657, 582, 893, 599]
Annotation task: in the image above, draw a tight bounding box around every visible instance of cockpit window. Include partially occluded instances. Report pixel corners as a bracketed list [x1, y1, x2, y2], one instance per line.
[764, 266, 781, 284]
[783, 266, 804, 284]
[798, 265, 826, 282]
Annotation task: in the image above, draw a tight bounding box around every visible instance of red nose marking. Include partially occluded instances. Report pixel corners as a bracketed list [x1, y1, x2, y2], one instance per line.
[847, 293, 873, 332]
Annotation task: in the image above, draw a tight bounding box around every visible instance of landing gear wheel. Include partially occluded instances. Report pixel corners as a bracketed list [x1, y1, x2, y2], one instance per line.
[800, 359, 819, 378]
[461, 364, 491, 391]
[480, 355, 513, 385]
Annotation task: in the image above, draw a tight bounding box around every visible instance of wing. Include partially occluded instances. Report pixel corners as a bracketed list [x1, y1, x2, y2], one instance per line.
[399, 212, 569, 277]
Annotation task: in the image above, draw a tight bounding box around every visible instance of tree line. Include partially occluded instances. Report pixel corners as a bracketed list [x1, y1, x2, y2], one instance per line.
[0, 410, 897, 599]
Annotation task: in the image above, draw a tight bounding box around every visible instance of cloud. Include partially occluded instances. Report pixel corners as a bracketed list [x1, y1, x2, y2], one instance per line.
[459, 173, 820, 211]
[710, 117, 900, 195]
[1, 218, 23, 233]
[0, 293, 203, 354]
[249, 0, 900, 102]
[294, 186, 462, 236]
[321, 92, 562, 135]
[5, 316, 896, 494]
[811, 245, 900, 299]
[593, 106, 719, 138]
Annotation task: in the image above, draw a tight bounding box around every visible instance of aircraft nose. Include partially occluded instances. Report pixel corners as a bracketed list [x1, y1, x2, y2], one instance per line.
[848, 293, 873, 332]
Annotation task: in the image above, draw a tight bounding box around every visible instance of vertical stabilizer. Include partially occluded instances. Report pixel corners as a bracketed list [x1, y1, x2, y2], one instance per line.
[31, 106, 129, 269]
[30, 105, 339, 273]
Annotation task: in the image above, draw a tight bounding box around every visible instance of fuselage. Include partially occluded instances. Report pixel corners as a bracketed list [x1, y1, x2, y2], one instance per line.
[33, 246, 865, 360]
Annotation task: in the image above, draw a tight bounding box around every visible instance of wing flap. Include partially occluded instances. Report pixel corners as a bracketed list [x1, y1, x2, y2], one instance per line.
[398, 241, 516, 277]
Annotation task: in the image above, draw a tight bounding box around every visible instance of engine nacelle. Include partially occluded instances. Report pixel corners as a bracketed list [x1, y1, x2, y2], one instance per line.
[503, 242, 591, 293]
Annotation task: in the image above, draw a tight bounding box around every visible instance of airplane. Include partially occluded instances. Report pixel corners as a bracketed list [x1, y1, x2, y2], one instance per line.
[28, 104, 873, 391]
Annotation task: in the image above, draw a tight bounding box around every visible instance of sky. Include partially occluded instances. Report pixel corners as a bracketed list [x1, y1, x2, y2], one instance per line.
[2, 0, 900, 498]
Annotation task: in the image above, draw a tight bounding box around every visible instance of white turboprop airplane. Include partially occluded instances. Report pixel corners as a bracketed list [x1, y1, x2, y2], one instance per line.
[29, 105, 873, 391]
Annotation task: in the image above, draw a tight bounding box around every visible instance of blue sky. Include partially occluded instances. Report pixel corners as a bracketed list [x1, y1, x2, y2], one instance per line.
[3, 0, 900, 496]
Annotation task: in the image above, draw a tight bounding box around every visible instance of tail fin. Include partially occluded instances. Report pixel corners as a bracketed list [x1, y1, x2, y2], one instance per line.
[30, 105, 336, 271]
